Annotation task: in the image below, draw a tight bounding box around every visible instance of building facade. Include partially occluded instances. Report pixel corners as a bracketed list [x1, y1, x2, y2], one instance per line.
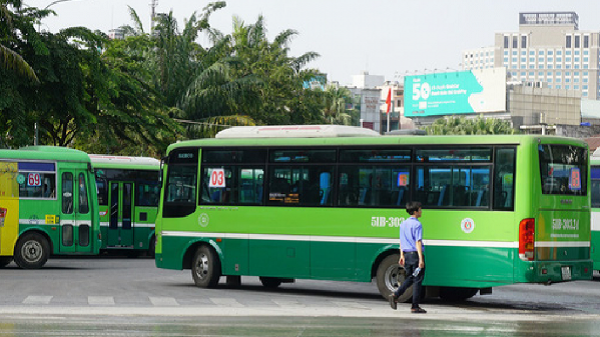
[462, 46, 495, 70]
[494, 12, 600, 100]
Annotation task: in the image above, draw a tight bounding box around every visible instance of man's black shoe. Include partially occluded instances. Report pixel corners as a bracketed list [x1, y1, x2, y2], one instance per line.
[411, 307, 427, 314]
[388, 294, 398, 310]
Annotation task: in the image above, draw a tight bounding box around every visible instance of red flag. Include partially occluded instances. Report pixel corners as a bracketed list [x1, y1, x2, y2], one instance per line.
[385, 88, 392, 114]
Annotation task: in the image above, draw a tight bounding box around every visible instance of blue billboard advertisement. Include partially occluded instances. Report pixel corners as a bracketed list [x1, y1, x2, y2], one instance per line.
[404, 68, 506, 117]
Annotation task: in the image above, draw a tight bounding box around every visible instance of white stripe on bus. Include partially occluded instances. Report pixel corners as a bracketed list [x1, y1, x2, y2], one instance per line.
[162, 231, 524, 248]
[100, 222, 155, 228]
[161, 231, 589, 249]
[19, 220, 91, 227]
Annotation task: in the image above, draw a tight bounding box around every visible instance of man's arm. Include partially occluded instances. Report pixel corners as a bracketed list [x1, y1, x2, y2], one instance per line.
[416, 240, 424, 268]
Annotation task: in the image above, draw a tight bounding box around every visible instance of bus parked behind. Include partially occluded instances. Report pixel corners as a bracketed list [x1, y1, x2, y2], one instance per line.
[0, 146, 101, 269]
[90, 155, 160, 256]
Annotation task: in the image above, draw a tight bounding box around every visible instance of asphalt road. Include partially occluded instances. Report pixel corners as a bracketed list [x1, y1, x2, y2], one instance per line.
[1, 256, 600, 336]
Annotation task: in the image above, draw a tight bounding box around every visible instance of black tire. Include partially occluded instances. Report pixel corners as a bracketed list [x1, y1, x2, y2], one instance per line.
[0, 256, 12, 268]
[439, 287, 479, 301]
[259, 277, 282, 289]
[14, 233, 50, 269]
[375, 254, 413, 302]
[191, 245, 221, 288]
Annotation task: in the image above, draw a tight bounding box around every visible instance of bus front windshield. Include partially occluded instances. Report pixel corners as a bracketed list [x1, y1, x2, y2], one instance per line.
[539, 144, 587, 196]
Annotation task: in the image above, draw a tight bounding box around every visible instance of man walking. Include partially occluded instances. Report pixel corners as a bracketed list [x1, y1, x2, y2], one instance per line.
[389, 201, 426, 313]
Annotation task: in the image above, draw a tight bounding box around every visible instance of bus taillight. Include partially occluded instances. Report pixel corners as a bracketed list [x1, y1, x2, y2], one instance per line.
[0, 207, 6, 227]
[519, 218, 535, 261]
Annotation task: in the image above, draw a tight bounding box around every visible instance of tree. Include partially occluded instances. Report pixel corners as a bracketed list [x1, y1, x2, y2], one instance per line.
[425, 115, 516, 135]
[223, 15, 322, 125]
[0, 0, 49, 147]
[145, 4, 260, 138]
[0, 0, 40, 81]
[321, 86, 356, 125]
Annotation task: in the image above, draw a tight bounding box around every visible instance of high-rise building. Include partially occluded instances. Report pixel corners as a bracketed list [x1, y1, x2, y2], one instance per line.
[494, 12, 600, 100]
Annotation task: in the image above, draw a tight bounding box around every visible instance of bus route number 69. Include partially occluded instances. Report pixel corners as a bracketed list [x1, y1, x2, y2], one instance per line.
[209, 168, 226, 188]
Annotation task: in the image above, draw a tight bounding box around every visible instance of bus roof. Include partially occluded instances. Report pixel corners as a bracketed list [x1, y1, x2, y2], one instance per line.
[89, 155, 160, 170]
[215, 125, 381, 139]
[168, 134, 588, 152]
[0, 146, 91, 162]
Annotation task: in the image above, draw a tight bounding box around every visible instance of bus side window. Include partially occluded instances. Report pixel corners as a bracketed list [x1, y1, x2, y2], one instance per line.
[494, 148, 516, 209]
[62, 172, 74, 214]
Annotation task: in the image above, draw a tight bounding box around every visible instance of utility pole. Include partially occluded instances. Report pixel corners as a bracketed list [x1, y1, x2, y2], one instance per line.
[150, 0, 158, 33]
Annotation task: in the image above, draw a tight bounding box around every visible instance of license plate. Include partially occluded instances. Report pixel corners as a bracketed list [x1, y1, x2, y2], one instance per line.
[561, 266, 572, 281]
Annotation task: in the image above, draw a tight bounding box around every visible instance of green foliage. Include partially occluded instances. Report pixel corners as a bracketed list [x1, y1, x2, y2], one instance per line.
[425, 115, 517, 135]
[2, 1, 347, 154]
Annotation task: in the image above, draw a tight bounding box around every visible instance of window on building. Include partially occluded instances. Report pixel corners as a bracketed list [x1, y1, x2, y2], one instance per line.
[566, 35, 572, 48]
[584, 35, 589, 48]
[512, 36, 517, 48]
[521, 36, 527, 48]
[504, 36, 509, 48]
[575, 35, 580, 48]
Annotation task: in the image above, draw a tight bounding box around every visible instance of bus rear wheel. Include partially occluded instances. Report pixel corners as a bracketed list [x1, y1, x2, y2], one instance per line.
[376, 254, 413, 302]
[14, 233, 49, 269]
[0, 257, 12, 268]
[191, 245, 221, 288]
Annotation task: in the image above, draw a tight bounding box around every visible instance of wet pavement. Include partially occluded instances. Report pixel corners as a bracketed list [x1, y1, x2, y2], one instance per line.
[1, 314, 600, 336]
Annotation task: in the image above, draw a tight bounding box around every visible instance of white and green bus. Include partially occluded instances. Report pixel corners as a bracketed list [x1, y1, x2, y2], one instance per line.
[589, 150, 600, 273]
[90, 155, 160, 256]
[155, 125, 592, 300]
[0, 146, 101, 269]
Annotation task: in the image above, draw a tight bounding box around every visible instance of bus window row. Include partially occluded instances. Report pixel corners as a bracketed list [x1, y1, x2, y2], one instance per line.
[197, 164, 514, 209]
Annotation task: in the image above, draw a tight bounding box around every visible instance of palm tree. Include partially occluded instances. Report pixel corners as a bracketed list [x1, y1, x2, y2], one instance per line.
[321, 86, 354, 125]
[0, 0, 39, 81]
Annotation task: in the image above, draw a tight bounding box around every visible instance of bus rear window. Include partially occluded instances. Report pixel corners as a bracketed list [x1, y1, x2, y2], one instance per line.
[539, 144, 587, 195]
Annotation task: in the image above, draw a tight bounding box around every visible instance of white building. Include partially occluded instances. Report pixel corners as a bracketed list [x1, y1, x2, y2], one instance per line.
[352, 71, 385, 89]
[462, 47, 495, 70]
[494, 12, 600, 100]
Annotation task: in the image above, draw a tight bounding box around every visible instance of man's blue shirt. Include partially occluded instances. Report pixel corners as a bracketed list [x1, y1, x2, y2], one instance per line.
[399, 216, 423, 252]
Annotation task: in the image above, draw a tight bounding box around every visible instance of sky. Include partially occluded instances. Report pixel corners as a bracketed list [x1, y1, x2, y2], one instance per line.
[27, 0, 600, 86]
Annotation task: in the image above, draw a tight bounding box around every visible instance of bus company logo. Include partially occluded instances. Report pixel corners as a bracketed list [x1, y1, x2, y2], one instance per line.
[198, 213, 209, 227]
[16, 174, 25, 185]
[461, 218, 475, 234]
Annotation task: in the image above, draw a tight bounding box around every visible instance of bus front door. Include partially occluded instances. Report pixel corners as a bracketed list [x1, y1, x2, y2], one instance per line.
[107, 182, 134, 248]
[59, 170, 93, 253]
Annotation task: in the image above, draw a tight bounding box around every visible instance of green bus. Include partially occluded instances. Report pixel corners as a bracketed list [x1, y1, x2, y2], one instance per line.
[590, 151, 600, 273]
[90, 155, 160, 256]
[0, 146, 101, 269]
[155, 125, 592, 300]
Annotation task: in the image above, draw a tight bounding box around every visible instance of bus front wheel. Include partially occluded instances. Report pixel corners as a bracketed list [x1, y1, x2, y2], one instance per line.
[376, 254, 413, 302]
[191, 245, 221, 288]
[14, 233, 49, 269]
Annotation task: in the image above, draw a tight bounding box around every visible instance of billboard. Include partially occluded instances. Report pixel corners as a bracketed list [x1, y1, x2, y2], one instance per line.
[404, 68, 506, 117]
